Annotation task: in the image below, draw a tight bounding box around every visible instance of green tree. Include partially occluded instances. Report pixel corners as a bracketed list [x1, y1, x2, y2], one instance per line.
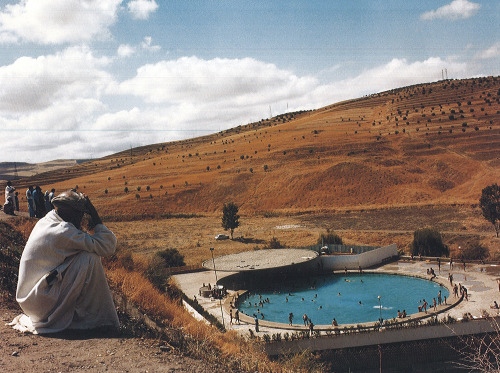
[480, 184, 500, 237]
[317, 230, 343, 245]
[145, 248, 185, 291]
[222, 202, 240, 239]
[411, 228, 449, 257]
[264, 237, 285, 250]
[157, 248, 185, 268]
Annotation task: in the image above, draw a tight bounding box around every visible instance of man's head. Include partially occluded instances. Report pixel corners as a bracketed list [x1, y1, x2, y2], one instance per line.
[51, 190, 88, 229]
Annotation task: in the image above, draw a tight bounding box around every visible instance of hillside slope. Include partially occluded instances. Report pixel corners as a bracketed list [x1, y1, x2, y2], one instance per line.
[5, 77, 500, 217]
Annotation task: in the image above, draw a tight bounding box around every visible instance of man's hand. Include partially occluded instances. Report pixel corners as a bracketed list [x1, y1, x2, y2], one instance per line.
[84, 196, 103, 226]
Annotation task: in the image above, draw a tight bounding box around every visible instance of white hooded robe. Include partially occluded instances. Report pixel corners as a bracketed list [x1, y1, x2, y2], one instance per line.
[13, 210, 119, 333]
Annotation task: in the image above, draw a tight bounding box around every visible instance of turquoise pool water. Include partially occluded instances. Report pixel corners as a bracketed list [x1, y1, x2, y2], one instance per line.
[238, 273, 448, 325]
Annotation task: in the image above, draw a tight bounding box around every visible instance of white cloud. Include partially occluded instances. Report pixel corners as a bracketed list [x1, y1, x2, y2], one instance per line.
[0, 45, 111, 114]
[0, 0, 121, 44]
[127, 0, 158, 20]
[0, 54, 480, 163]
[302, 57, 469, 111]
[117, 44, 136, 57]
[141, 36, 161, 52]
[420, 0, 480, 21]
[475, 42, 500, 60]
[117, 56, 317, 107]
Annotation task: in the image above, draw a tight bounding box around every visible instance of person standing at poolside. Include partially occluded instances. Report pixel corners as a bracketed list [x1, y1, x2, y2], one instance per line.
[235, 309, 240, 324]
[289, 312, 293, 325]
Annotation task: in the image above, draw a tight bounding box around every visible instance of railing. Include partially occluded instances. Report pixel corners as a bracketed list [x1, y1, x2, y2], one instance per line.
[304, 244, 379, 254]
[165, 264, 203, 275]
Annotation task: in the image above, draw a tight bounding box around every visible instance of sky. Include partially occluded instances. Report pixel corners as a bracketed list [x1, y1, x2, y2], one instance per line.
[0, 0, 499, 163]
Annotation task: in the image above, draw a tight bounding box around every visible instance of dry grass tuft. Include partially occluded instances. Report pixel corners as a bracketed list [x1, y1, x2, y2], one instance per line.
[105, 265, 288, 371]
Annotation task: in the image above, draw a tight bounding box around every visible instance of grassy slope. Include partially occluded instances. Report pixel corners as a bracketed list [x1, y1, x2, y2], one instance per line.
[2, 77, 499, 263]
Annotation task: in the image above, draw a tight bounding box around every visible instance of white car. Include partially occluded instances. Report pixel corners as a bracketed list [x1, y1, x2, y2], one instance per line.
[215, 234, 229, 240]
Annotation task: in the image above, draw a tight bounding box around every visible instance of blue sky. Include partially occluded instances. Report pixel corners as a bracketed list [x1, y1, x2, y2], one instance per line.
[0, 0, 498, 163]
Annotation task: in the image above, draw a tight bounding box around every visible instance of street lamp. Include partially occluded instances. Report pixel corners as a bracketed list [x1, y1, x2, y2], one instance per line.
[378, 295, 383, 324]
[210, 247, 225, 328]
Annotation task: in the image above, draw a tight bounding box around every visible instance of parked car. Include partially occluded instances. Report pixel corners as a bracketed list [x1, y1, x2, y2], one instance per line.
[215, 234, 229, 240]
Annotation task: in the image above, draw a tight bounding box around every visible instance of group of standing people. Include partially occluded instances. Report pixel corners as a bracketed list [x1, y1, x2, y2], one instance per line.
[2, 181, 55, 218]
[26, 185, 55, 218]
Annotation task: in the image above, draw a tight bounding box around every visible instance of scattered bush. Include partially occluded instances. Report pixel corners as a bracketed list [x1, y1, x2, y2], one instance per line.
[411, 228, 449, 257]
[317, 230, 343, 245]
[461, 243, 489, 260]
[145, 249, 185, 291]
[264, 237, 286, 250]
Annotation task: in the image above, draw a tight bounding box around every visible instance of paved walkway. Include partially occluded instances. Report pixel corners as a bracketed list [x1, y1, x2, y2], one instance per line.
[173, 259, 500, 337]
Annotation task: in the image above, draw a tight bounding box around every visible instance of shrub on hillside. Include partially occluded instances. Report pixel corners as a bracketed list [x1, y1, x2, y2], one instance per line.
[411, 228, 449, 257]
[317, 230, 343, 245]
[263, 237, 286, 250]
[460, 243, 489, 260]
[145, 249, 185, 291]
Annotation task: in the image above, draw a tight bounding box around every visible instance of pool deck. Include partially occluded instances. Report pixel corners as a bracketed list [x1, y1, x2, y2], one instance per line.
[172, 258, 500, 337]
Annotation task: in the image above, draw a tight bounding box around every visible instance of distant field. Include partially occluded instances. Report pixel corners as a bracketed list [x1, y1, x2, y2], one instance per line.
[0, 160, 80, 182]
[106, 204, 495, 267]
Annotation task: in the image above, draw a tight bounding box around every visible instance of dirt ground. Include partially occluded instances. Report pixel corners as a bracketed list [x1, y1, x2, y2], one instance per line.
[0, 211, 224, 373]
[0, 304, 224, 373]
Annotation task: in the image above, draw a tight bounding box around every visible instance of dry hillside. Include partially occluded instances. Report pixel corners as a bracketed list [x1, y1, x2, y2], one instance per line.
[3, 77, 500, 262]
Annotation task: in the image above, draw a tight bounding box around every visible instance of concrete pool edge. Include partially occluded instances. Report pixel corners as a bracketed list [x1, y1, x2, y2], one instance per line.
[223, 270, 462, 331]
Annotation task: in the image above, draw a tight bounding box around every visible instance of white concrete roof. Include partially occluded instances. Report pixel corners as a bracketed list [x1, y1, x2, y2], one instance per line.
[202, 248, 318, 272]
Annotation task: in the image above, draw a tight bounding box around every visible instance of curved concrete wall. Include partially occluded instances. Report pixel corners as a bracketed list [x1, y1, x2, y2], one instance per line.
[320, 243, 397, 270]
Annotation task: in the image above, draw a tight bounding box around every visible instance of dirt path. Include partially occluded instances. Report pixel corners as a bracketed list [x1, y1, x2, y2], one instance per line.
[0, 304, 220, 372]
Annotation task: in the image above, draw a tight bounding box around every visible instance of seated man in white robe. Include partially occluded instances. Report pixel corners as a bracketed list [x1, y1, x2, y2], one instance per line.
[12, 190, 119, 334]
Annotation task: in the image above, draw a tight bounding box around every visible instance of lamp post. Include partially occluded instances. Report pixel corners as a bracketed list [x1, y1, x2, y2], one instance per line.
[378, 295, 383, 324]
[210, 247, 225, 328]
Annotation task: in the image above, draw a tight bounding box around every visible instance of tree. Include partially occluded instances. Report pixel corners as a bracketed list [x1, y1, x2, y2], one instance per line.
[480, 184, 500, 237]
[411, 228, 449, 257]
[222, 202, 240, 239]
[264, 237, 285, 250]
[145, 248, 185, 291]
[157, 248, 185, 268]
[317, 230, 343, 245]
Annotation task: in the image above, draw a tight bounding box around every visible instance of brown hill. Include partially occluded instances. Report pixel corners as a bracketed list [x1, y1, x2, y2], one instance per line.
[11, 77, 498, 212]
[3, 77, 500, 260]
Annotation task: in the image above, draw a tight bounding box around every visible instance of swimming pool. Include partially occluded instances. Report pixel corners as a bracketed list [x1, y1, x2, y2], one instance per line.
[237, 273, 449, 325]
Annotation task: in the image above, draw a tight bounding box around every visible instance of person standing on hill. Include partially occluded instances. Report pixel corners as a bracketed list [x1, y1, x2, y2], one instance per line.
[11, 190, 119, 334]
[48, 188, 56, 209]
[44, 191, 52, 212]
[26, 186, 35, 217]
[4, 180, 15, 204]
[33, 185, 46, 218]
[14, 191, 19, 212]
